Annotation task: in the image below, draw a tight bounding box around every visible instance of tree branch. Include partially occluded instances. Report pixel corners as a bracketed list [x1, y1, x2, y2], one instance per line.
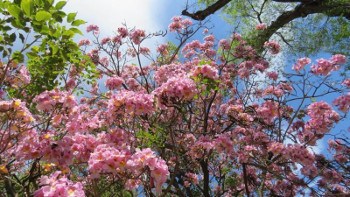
[253, 0, 350, 50]
[181, 0, 350, 52]
[182, 0, 232, 21]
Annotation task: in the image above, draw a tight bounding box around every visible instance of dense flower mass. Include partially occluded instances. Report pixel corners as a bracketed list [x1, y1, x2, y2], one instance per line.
[168, 16, 193, 32]
[34, 171, 85, 197]
[154, 76, 197, 104]
[1, 16, 349, 197]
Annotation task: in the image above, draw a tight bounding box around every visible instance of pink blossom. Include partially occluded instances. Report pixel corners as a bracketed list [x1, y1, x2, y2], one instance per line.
[305, 101, 339, 134]
[86, 24, 99, 34]
[267, 71, 278, 80]
[255, 23, 267, 30]
[140, 47, 150, 55]
[157, 44, 169, 56]
[219, 39, 230, 50]
[168, 16, 192, 32]
[331, 54, 346, 65]
[101, 37, 111, 45]
[78, 39, 91, 46]
[333, 93, 350, 112]
[111, 35, 122, 45]
[342, 79, 350, 88]
[88, 144, 130, 178]
[268, 142, 285, 155]
[264, 41, 280, 54]
[105, 76, 124, 90]
[153, 77, 197, 104]
[34, 171, 85, 197]
[130, 29, 145, 45]
[311, 58, 340, 76]
[117, 27, 128, 38]
[292, 57, 311, 72]
[19, 66, 30, 82]
[109, 91, 154, 115]
[191, 64, 219, 80]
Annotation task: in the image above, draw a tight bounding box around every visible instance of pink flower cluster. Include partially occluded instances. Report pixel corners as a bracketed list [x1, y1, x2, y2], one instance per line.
[130, 29, 145, 45]
[264, 41, 280, 54]
[191, 64, 219, 80]
[89, 147, 169, 194]
[157, 44, 169, 56]
[268, 142, 285, 155]
[34, 171, 85, 197]
[105, 75, 124, 90]
[117, 27, 128, 38]
[154, 63, 188, 85]
[17, 66, 31, 85]
[78, 39, 91, 46]
[292, 57, 311, 72]
[33, 89, 77, 112]
[219, 39, 230, 50]
[266, 71, 278, 81]
[328, 139, 349, 163]
[86, 24, 99, 35]
[264, 82, 293, 97]
[311, 54, 346, 76]
[286, 144, 315, 166]
[342, 79, 350, 88]
[168, 16, 192, 32]
[225, 104, 253, 122]
[88, 144, 130, 177]
[333, 93, 350, 112]
[101, 37, 111, 45]
[0, 99, 34, 124]
[154, 77, 197, 103]
[331, 54, 346, 65]
[214, 133, 234, 155]
[305, 101, 339, 134]
[188, 136, 215, 159]
[127, 148, 169, 194]
[15, 129, 42, 160]
[255, 23, 267, 30]
[257, 100, 279, 124]
[109, 91, 154, 115]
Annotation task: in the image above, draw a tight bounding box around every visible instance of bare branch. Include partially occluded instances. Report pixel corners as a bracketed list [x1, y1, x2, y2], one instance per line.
[182, 0, 232, 21]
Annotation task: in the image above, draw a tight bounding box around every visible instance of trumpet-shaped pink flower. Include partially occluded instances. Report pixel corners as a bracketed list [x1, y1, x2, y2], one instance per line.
[34, 171, 85, 197]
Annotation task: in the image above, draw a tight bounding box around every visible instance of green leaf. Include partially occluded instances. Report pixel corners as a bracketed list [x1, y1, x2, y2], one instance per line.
[67, 12, 76, 23]
[9, 33, 16, 42]
[21, 0, 32, 16]
[69, 27, 82, 35]
[35, 10, 52, 21]
[71, 19, 85, 26]
[7, 5, 21, 19]
[12, 51, 24, 62]
[55, 1, 67, 10]
[19, 33, 25, 43]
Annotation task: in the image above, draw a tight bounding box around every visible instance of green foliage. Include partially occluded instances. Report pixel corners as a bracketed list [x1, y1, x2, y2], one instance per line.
[196, 0, 350, 56]
[0, 0, 96, 98]
[85, 176, 135, 197]
[136, 124, 167, 149]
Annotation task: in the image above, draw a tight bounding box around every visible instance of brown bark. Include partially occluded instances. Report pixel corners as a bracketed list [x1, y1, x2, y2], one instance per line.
[182, 0, 232, 21]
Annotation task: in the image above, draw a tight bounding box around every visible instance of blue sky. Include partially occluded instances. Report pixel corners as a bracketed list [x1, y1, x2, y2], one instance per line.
[64, 0, 232, 41]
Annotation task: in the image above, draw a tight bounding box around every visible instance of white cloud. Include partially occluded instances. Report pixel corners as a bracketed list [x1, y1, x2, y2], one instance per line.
[64, 0, 168, 34]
